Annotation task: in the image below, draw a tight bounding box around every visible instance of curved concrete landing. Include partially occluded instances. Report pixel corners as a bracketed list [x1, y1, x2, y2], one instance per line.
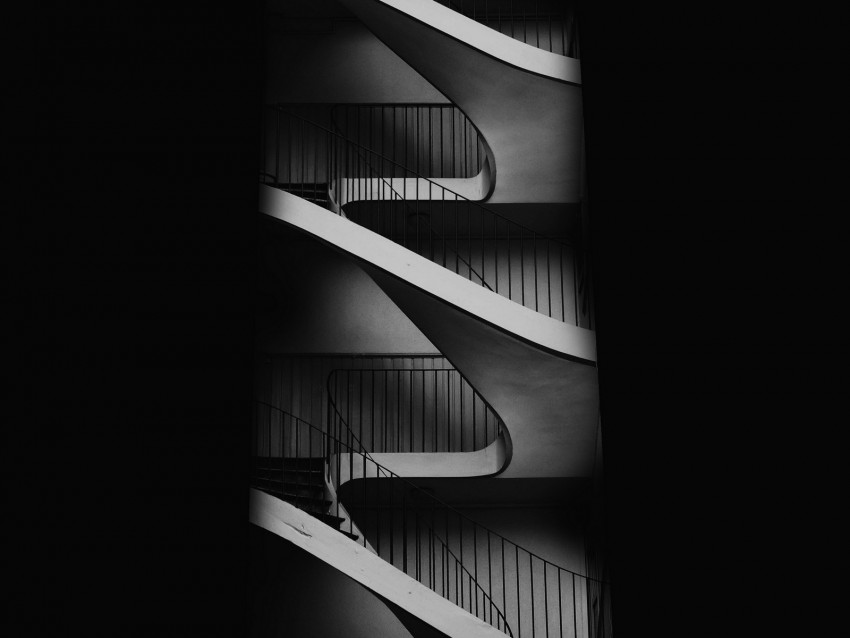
[259, 185, 596, 361]
[339, 0, 584, 204]
[249, 488, 507, 638]
[332, 433, 510, 486]
[365, 267, 599, 478]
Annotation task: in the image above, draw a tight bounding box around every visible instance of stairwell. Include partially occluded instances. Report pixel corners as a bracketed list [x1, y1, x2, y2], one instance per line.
[252, 1, 609, 636]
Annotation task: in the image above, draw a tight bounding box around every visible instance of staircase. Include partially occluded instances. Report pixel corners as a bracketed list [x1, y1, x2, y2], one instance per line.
[250, 456, 359, 541]
[253, 3, 609, 635]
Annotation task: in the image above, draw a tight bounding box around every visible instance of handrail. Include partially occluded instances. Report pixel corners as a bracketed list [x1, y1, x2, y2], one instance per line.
[251, 400, 511, 634]
[253, 399, 611, 638]
[326, 367, 504, 454]
[260, 106, 593, 327]
[330, 103, 485, 179]
[324, 122, 494, 291]
[434, 0, 580, 58]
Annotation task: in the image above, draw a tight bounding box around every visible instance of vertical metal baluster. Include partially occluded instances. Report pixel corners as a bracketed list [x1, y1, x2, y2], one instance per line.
[460, 373, 465, 451]
[442, 198, 447, 268]
[446, 371, 451, 451]
[295, 414, 300, 509]
[534, 233, 539, 311]
[559, 244, 565, 322]
[274, 108, 280, 185]
[494, 214, 499, 296]
[547, 240, 552, 317]
[440, 106, 445, 178]
[472, 383, 476, 450]
[383, 372, 388, 452]
[573, 573, 577, 638]
[528, 554, 534, 638]
[516, 545, 521, 635]
[409, 370, 414, 452]
[544, 562, 549, 638]
[481, 200, 485, 287]
[467, 201, 472, 281]
[501, 539, 506, 627]
[300, 118, 305, 198]
[558, 570, 563, 638]
[521, 227, 525, 307]
[460, 517, 464, 608]
[402, 487, 408, 573]
[451, 107, 455, 177]
[573, 244, 578, 326]
[313, 126, 318, 201]
[430, 501, 436, 590]
[507, 223, 512, 301]
[358, 370, 363, 453]
[433, 370, 438, 452]
[473, 525, 479, 617]
[562, 11, 567, 56]
[536, 0, 540, 48]
[421, 369, 426, 453]
[397, 370, 401, 453]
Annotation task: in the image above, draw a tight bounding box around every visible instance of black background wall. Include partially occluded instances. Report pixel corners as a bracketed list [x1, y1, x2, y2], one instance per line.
[6, 0, 840, 636]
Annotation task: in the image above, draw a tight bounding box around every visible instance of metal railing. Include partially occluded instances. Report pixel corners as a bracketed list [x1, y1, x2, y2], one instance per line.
[260, 106, 593, 328]
[252, 400, 611, 638]
[331, 103, 485, 179]
[327, 368, 504, 454]
[435, 0, 580, 58]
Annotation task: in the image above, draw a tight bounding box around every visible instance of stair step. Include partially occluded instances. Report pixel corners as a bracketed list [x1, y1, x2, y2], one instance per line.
[312, 512, 347, 528]
[252, 457, 324, 471]
[251, 470, 325, 486]
[252, 486, 332, 509]
[339, 530, 360, 542]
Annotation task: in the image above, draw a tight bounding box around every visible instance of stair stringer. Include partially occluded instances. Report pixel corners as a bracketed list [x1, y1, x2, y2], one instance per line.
[249, 488, 508, 638]
[337, 0, 584, 204]
[259, 185, 596, 362]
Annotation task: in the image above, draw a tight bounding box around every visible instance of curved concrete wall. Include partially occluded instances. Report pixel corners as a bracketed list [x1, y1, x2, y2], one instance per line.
[259, 187, 599, 478]
[367, 268, 599, 478]
[338, 0, 584, 204]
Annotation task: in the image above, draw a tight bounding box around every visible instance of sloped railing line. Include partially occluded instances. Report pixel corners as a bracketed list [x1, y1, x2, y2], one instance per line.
[327, 108, 495, 291]
[437, 0, 580, 58]
[326, 367, 504, 454]
[253, 400, 611, 638]
[331, 103, 485, 180]
[251, 401, 513, 635]
[260, 106, 593, 328]
[323, 393, 610, 638]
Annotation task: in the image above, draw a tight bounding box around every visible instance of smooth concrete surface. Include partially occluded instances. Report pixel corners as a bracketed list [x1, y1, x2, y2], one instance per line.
[259, 186, 596, 362]
[264, 17, 447, 104]
[249, 523, 415, 638]
[365, 267, 599, 478]
[249, 488, 508, 638]
[256, 217, 439, 354]
[339, 0, 584, 204]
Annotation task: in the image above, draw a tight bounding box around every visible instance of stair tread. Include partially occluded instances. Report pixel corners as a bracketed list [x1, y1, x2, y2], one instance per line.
[253, 487, 331, 507]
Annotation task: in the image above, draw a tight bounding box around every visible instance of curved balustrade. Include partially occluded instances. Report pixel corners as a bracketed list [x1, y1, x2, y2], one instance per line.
[260, 106, 593, 327]
[434, 0, 580, 58]
[252, 400, 611, 638]
[327, 368, 504, 454]
[331, 103, 486, 180]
